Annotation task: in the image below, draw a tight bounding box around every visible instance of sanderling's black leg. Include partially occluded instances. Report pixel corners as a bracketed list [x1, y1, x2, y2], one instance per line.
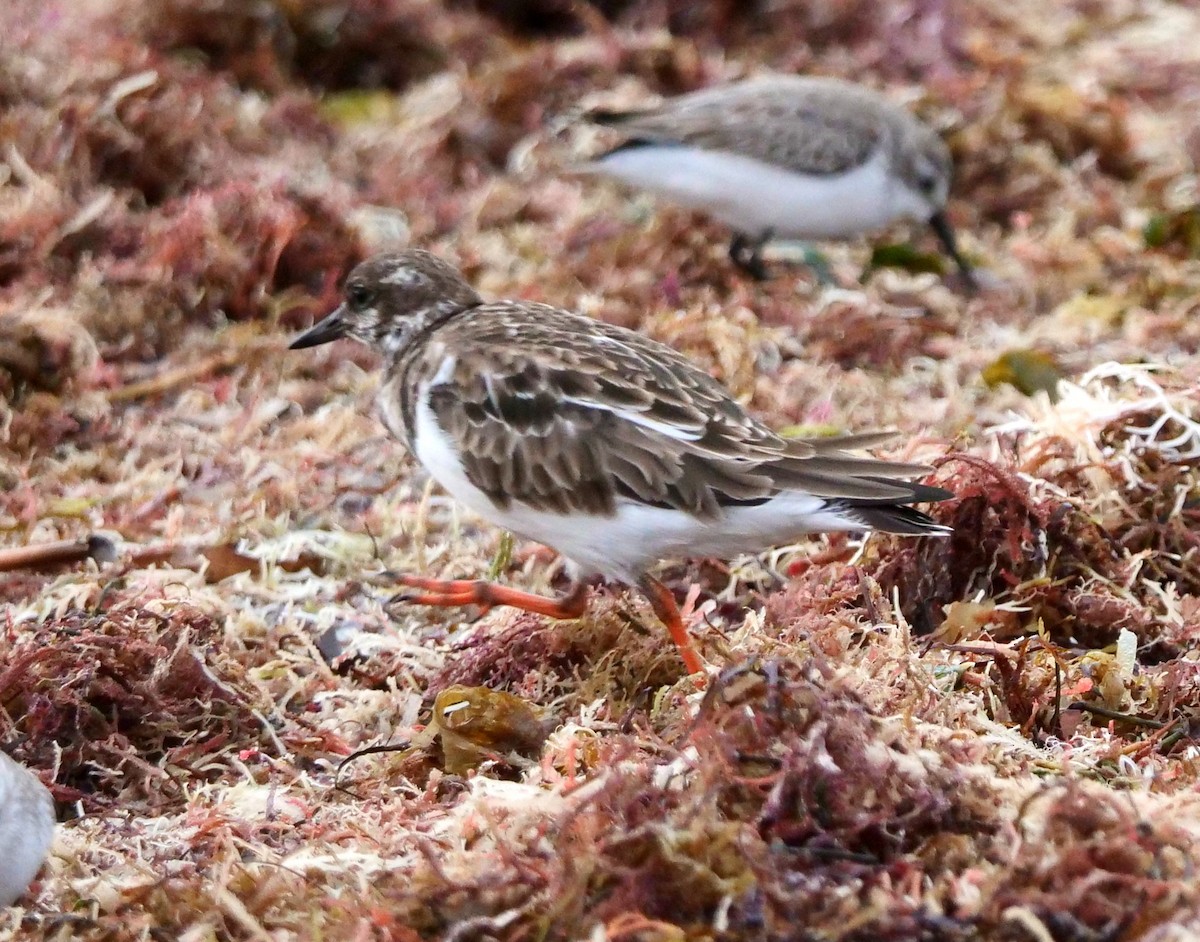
[729, 231, 771, 280]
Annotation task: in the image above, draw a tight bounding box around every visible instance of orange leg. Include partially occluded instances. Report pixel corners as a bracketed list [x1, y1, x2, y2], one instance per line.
[638, 575, 706, 676]
[391, 574, 589, 620]
[391, 572, 705, 677]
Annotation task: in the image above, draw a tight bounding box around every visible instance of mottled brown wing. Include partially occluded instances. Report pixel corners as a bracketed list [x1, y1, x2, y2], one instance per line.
[425, 303, 939, 519]
[593, 78, 884, 176]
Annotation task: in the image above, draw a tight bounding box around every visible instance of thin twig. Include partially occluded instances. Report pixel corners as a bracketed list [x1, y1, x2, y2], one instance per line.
[1066, 702, 1167, 729]
[0, 534, 117, 573]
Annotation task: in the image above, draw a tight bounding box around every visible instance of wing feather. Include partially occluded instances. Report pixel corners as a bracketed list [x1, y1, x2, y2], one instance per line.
[422, 302, 943, 519]
[592, 77, 886, 177]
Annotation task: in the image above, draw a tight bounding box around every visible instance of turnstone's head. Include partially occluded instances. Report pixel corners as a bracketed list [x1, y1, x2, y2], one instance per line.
[289, 250, 481, 354]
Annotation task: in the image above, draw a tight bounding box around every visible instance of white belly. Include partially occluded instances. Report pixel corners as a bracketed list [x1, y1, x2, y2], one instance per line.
[520, 494, 866, 583]
[413, 390, 865, 584]
[590, 146, 915, 239]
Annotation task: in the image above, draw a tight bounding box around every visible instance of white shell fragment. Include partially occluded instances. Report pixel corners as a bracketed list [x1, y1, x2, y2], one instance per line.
[0, 753, 55, 907]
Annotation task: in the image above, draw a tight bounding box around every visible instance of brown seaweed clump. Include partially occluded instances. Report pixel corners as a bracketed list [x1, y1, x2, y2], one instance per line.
[0, 600, 277, 812]
[362, 660, 1007, 940]
[873, 443, 1199, 656]
[2, 0, 1200, 938]
[0, 0, 368, 372]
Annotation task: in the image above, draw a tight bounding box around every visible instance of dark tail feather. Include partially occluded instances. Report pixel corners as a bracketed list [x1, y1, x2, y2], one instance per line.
[841, 502, 951, 536]
[592, 137, 678, 161]
[827, 479, 954, 535]
[587, 108, 640, 128]
[861, 480, 955, 504]
[586, 107, 684, 160]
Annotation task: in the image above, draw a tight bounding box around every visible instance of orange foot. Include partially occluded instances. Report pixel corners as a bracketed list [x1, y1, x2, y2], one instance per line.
[388, 573, 706, 677]
[390, 574, 589, 620]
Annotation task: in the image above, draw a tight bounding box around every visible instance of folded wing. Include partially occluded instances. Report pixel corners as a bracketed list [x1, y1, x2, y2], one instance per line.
[590, 78, 884, 177]
[426, 302, 949, 521]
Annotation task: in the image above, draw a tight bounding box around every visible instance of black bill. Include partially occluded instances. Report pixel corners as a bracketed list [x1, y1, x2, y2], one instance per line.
[929, 210, 978, 292]
[289, 306, 348, 349]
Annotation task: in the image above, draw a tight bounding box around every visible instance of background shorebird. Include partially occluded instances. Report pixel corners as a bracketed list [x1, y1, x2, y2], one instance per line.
[582, 75, 976, 286]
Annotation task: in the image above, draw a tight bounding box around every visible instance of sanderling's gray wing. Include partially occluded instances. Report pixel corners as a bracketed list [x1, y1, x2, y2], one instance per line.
[592, 77, 888, 177]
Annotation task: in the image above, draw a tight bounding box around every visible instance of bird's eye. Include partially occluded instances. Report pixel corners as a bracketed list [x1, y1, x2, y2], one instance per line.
[347, 283, 374, 308]
[917, 173, 939, 195]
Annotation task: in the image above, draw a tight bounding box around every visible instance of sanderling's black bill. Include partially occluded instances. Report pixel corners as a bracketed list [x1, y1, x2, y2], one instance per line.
[929, 210, 978, 292]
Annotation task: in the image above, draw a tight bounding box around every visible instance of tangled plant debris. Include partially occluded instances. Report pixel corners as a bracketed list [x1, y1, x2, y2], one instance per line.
[2, 0, 1200, 939]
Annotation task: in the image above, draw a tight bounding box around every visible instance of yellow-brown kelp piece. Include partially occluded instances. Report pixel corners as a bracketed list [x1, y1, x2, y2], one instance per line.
[431, 685, 550, 775]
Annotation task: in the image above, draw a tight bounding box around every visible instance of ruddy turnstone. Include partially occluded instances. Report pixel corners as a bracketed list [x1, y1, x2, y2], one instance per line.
[290, 250, 953, 675]
[582, 75, 975, 285]
[0, 753, 54, 907]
